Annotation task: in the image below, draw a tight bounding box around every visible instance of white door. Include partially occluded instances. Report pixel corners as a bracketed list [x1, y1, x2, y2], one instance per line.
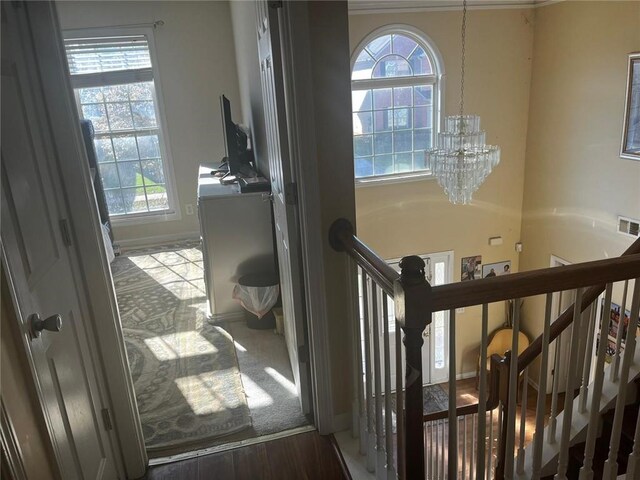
[256, 0, 311, 414]
[369, 251, 452, 390]
[1, 6, 119, 479]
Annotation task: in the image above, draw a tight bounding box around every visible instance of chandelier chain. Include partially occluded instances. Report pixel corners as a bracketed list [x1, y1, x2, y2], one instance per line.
[460, 0, 467, 119]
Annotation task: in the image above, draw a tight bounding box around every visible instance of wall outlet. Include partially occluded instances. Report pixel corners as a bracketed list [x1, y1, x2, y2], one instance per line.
[185, 204, 194, 215]
[456, 308, 465, 314]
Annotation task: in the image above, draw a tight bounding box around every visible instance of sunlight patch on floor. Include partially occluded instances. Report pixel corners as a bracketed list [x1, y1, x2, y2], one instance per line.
[174, 372, 246, 415]
[240, 374, 274, 408]
[144, 331, 217, 361]
[264, 367, 297, 396]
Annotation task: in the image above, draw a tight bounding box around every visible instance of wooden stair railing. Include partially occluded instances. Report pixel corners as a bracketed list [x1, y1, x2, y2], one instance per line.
[329, 218, 640, 480]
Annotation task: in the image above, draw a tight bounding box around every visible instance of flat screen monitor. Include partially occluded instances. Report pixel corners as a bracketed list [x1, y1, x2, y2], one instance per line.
[220, 94, 248, 176]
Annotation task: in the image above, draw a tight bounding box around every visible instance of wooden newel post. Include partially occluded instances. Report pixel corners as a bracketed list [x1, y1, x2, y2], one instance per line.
[395, 255, 431, 480]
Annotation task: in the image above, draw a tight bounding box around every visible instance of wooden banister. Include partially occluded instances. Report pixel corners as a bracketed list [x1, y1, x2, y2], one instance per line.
[517, 237, 640, 373]
[329, 218, 399, 297]
[429, 253, 640, 312]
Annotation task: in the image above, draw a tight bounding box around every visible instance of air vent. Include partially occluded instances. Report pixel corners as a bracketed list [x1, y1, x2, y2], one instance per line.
[618, 216, 640, 238]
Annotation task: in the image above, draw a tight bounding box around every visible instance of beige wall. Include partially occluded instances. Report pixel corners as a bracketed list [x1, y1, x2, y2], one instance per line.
[58, 1, 242, 245]
[1, 276, 59, 480]
[349, 8, 535, 375]
[519, 1, 640, 375]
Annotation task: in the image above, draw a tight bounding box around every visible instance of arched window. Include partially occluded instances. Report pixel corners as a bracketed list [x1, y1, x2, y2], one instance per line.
[351, 28, 443, 180]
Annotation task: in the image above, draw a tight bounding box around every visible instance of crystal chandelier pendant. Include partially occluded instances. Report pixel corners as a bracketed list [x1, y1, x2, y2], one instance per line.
[425, 115, 500, 204]
[424, 0, 501, 205]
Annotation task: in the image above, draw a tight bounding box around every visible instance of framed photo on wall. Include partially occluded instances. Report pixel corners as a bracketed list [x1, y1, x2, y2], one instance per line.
[461, 255, 482, 281]
[596, 299, 638, 363]
[621, 52, 640, 160]
[482, 260, 511, 278]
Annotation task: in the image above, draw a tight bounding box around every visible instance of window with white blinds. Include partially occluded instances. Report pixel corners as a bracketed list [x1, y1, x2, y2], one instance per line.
[64, 31, 176, 220]
[65, 35, 152, 76]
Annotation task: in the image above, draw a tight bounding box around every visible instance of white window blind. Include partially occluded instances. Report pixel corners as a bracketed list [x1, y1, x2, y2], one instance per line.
[65, 35, 151, 75]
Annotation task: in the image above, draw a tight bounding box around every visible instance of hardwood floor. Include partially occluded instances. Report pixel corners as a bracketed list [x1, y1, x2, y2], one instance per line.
[142, 431, 351, 480]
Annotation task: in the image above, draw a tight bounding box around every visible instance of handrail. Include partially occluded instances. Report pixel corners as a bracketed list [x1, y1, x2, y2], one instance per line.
[429, 253, 640, 311]
[517, 236, 640, 373]
[329, 218, 399, 296]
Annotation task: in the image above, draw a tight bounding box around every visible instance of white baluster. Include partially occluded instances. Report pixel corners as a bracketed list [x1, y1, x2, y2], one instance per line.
[476, 303, 489, 480]
[611, 280, 629, 383]
[371, 287, 386, 479]
[362, 275, 375, 472]
[358, 268, 367, 455]
[396, 318, 404, 479]
[516, 368, 528, 474]
[555, 288, 584, 480]
[625, 405, 640, 478]
[349, 260, 362, 440]
[548, 290, 565, 445]
[449, 309, 458, 479]
[471, 413, 476, 480]
[579, 303, 597, 413]
[435, 420, 439, 479]
[602, 278, 640, 480]
[505, 299, 521, 480]
[532, 293, 553, 479]
[382, 296, 395, 480]
[463, 415, 467, 479]
[430, 421, 435, 480]
[579, 284, 614, 480]
[487, 406, 494, 479]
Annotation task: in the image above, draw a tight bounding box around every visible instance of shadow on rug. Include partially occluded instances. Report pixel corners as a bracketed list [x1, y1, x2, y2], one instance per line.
[111, 243, 251, 451]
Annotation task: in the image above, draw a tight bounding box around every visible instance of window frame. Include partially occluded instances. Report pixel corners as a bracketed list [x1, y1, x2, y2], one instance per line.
[64, 26, 180, 226]
[351, 25, 445, 186]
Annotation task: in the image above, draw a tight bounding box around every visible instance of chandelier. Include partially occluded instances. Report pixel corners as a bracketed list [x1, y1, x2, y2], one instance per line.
[425, 0, 500, 205]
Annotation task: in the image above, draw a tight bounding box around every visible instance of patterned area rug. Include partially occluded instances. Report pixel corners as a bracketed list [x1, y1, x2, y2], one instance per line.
[111, 242, 251, 451]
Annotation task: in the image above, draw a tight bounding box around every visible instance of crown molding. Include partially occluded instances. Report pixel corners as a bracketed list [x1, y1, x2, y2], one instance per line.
[349, 0, 561, 15]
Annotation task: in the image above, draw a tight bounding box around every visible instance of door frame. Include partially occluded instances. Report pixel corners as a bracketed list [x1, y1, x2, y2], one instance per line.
[11, 1, 146, 477]
[15, 2, 340, 475]
[386, 250, 454, 385]
[276, 1, 335, 434]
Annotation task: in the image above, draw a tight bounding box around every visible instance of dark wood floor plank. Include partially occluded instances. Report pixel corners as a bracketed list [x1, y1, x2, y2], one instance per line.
[143, 431, 349, 480]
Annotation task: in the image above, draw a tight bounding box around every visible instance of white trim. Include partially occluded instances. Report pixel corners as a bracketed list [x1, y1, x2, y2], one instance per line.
[348, 0, 547, 15]
[116, 230, 200, 251]
[350, 24, 445, 182]
[332, 412, 353, 433]
[207, 311, 245, 324]
[1, 401, 28, 480]
[356, 169, 436, 187]
[26, 3, 146, 477]
[280, 1, 336, 435]
[63, 26, 181, 225]
[148, 425, 316, 466]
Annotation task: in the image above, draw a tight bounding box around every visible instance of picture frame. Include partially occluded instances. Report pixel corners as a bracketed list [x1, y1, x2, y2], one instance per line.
[482, 260, 511, 278]
[596, 299, 638, 364]
[620, 52, 640, 160]
[461, 255, 482, 281]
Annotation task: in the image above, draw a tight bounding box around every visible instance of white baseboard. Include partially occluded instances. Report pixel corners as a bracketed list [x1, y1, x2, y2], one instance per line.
[456, 370, 477, 381]
[116, 231, 200, 251]
[332, 412, 352, 433]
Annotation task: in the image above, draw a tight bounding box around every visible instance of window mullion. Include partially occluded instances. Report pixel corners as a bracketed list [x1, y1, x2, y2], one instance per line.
[353, 76, 436, 90]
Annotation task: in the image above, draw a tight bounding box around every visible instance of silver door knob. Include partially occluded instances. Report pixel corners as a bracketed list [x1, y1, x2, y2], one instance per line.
[30, 313, 62, 338]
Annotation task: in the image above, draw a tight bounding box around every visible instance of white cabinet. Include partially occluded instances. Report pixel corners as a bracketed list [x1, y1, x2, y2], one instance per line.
[197, 164, 275, 321]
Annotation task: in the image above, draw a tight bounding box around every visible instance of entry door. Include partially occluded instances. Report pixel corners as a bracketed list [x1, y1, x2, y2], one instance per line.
[256, 0, 311, 414]
[1, 6, 118, 479]
[380, 251, 452, 389]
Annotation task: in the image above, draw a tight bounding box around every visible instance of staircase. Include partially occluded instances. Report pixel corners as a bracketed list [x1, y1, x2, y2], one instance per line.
[329, 218, 640, 479]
